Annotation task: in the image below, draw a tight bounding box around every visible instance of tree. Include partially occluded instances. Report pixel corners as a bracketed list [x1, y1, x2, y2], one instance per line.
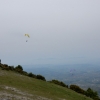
[85, 88, 99, 100]
[28, 72, 36, 78]
[8, 66, 14, 70]
[49, 80, 68, 88]
[15, 65, 23, 73]
[70, 85, 85, 94]
[36, 75, 46, 81]
[22, 71, 28, 76]
[1, 64, 9, 70]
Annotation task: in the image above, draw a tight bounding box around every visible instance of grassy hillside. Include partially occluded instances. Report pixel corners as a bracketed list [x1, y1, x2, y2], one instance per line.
[0, 67, 93, 100]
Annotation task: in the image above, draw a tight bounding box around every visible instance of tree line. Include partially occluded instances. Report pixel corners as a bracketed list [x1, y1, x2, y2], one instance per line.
[0, 64, 46, 81]
[0, 63, 100, 100]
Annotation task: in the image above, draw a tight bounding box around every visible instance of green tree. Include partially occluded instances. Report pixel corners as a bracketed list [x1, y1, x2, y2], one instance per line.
[49, 80, 68, 88]
[1, 64, 9, 70]
[70, 85, 85, 94]
[85, 88, 99, 100]
[8, 66, 14, 70]
[22, 71, 28, 76]
[28, 72, 36, 78]
[36, 75, 46, 81]
[15, 65, 23, 73]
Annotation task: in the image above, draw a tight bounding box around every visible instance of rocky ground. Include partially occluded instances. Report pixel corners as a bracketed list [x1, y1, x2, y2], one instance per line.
[0, 85, 52, 100]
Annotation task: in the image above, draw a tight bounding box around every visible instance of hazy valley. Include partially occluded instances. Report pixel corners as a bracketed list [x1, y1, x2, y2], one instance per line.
[24, 64, 100, 96]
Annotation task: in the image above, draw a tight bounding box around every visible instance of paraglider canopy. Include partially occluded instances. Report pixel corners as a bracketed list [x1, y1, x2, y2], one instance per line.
[25, 34, 30, 38]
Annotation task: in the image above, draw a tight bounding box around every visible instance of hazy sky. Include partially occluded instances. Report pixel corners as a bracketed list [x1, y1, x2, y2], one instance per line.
[0, 0, 100, 65]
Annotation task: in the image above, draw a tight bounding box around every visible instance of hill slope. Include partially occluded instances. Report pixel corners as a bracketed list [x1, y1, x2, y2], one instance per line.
[0, 68, 92, 100]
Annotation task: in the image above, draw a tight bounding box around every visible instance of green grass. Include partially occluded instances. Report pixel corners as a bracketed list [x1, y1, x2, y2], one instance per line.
[0, 68, 93, 100]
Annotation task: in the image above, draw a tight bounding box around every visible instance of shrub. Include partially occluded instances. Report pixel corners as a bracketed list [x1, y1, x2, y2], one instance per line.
[15, 65, 23, 73]
[28, 72, 36, 78]
[22, 71, 28, 76]
[49, 80, 68, 88]
[70, 85, 85, 94]
[36, 75, 46, 81]
[1, 64, 9, 70]
[85, 88, 99, 100]
[8, 66, 15, 71]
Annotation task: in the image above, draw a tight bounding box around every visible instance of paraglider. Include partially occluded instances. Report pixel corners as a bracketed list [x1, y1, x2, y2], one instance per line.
[25, 34, 30, 42]
[70, 69, 76, 76]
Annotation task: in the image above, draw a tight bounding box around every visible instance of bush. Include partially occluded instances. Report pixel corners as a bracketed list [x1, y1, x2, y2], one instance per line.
[85, 88, 99, 100]
[70, 85, 85, 94]
[8, 66, 15, 71]
[36, 75, 46, 81]
[49, 80, 68, 88]
[22, 71, 28, 76]
[1, 64, 9, 70]
[28, 72, 36, 78]
[15, 65, 23, 73]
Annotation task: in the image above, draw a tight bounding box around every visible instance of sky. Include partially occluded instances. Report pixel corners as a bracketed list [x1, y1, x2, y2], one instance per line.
[0, 0, 100, 66]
